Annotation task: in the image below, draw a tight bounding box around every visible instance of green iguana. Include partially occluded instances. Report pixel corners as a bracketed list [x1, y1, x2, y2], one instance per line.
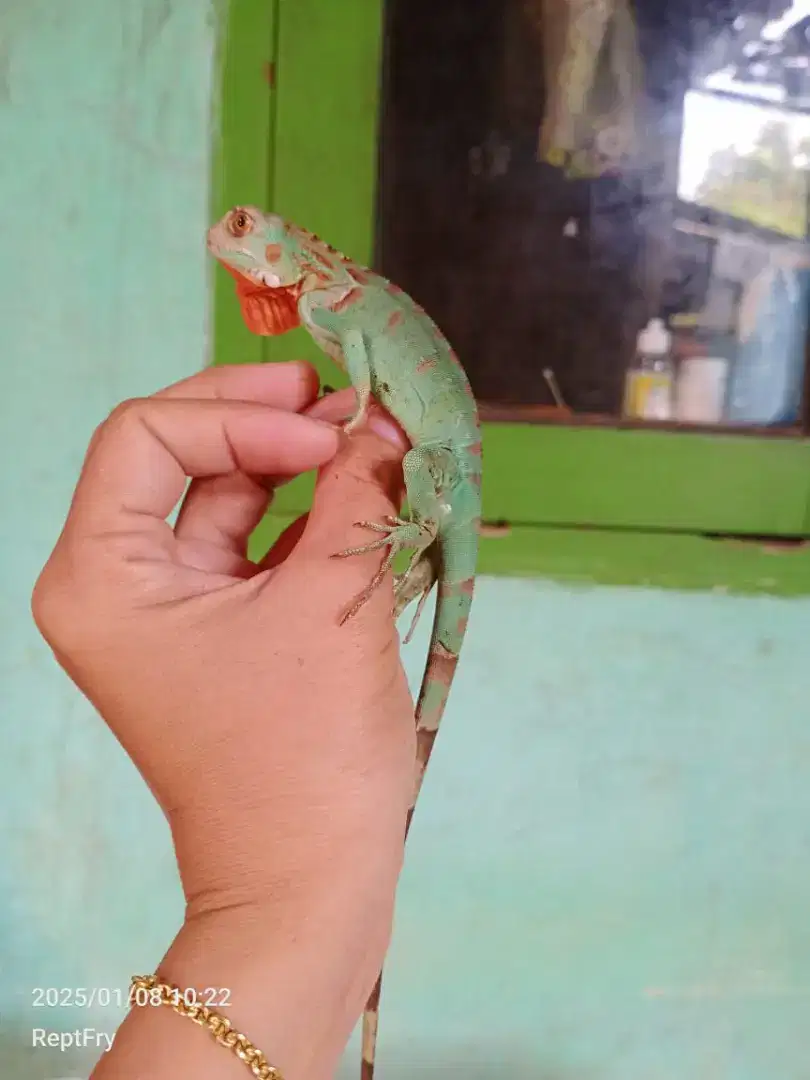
[207, 205, 482, 1080]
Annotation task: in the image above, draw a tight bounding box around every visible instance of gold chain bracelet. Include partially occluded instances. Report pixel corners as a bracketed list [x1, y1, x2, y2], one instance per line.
[130, 974, 283, 1079]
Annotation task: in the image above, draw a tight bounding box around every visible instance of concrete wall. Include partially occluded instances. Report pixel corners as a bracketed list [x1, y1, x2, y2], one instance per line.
[3, 4, 810, 1078]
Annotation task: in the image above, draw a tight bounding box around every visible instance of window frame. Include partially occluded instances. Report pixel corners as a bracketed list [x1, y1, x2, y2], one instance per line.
[211, 0, 810, 594]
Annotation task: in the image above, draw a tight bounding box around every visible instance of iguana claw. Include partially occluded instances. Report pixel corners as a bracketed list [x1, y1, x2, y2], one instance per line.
[332, 517, 437, 624]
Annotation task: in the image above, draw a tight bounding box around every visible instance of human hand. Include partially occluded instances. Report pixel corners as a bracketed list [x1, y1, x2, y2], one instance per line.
[32, 361, 416, 1079]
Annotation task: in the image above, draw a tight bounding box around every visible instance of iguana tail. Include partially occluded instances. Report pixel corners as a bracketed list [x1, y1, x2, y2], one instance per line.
[360, 564, 475, 1080]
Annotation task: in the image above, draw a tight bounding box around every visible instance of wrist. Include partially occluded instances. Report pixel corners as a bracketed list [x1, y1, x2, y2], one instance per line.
[169, 779, 411, 920]
[93, 853, 402, 1080]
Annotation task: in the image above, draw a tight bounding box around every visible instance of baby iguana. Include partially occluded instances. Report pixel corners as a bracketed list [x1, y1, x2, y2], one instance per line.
[207, 206, 482, 1080]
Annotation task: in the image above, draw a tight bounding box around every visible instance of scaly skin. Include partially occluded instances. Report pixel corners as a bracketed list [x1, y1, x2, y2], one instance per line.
[207, 206, 482, 1080]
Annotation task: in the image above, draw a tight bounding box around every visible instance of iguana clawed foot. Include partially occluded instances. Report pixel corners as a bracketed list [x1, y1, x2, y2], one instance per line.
[393, 553, 437, 644]
[333, 516, 437, 625]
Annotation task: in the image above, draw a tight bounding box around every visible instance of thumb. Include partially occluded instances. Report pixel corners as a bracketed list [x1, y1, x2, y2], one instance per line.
[258, 391, 411, 611]
[300, 392, 409, 560]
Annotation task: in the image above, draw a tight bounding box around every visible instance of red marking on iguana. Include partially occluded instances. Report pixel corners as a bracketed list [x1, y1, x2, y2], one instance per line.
[331, 287, 363, 313]
[264, 243, 283, 263]
[387, 311, 404, 330]
[420, 644, 459, 724]
[408, 645, 461, 811]
[453, 584, 475, 637]
[288, 223, 342, 270]
[297, 257, 333, 287]
[348, 266, 372, 285]
[221, 264, 301, 335]
[416, 356, 437, 374]
[413, 726, 439, 792]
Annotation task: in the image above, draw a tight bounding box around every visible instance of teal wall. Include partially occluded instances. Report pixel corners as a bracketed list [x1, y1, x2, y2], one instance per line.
[381, 581, 810, 1079]
[3, 5, 810, 1080]
[0, 2, 214, 1076]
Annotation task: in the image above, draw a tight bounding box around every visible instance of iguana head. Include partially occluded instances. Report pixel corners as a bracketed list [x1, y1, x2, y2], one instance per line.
[207, 206, 308, 334]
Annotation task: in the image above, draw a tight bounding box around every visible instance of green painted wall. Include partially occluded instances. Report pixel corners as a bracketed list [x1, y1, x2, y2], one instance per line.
[3, 4, 810, 1079]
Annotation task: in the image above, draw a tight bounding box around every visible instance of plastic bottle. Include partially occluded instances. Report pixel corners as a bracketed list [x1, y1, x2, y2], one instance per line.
[622, 317, 675, 420]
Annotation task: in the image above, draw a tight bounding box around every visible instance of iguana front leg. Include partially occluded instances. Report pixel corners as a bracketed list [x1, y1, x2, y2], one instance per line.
[340, 326, 372, 434]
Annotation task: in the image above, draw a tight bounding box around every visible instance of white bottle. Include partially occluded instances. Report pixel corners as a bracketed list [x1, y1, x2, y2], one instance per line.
[624, 317, 674, 420]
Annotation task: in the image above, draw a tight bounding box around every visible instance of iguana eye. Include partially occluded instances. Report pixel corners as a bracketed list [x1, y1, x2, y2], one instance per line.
[228, 209, 253, 237]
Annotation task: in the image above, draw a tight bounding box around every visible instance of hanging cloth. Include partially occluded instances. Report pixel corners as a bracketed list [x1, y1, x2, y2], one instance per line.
[524, 0, 645, 177]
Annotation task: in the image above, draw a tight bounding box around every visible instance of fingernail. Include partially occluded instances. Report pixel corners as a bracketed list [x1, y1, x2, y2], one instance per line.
[305, 390, 355, 424]
[368, 411, 410, 451]
[298, 417, 346, 456]
[318, 420, 348, 443]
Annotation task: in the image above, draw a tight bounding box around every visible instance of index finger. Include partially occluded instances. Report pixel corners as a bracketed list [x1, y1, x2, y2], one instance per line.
[152, 359, 321, 407]
[64, 396, 341, 540]
[78, 361, 322, 467]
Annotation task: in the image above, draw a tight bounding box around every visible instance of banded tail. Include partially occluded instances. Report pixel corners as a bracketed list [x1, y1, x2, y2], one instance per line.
[360, 569, 475, 1080]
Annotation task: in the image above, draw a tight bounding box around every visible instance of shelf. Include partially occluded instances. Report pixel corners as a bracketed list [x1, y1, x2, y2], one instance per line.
[478, 404, 806, 439]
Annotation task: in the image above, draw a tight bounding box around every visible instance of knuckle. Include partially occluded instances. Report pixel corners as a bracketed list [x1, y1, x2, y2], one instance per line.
[104, 397, 148, 431]
[31, 549, 106, 655]
[31, 559, 74, 647]
[93, 397, 149, 446]
[83, 398, 147, 461]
